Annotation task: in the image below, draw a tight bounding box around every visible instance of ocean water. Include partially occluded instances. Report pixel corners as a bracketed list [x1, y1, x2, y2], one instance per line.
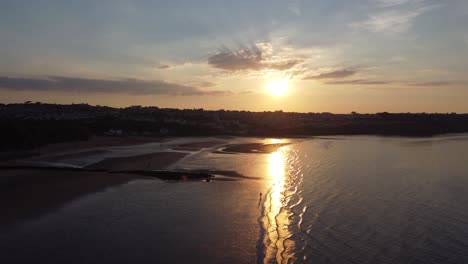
[2, 135, 468, 263]
[262, 135, 468, 264]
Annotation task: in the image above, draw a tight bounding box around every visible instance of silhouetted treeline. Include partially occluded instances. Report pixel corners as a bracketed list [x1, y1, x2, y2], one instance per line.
[1, 103, 468, 150]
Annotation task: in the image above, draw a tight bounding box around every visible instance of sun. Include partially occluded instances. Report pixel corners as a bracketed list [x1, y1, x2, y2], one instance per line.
[267, 78, 289, 96]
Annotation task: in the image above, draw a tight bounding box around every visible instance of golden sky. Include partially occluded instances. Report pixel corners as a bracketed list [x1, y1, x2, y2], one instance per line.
[1, 0, 468, 113]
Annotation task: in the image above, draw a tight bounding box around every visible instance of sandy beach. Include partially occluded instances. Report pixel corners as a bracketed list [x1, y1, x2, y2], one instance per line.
[0, 150, 215, 226]
[36, 136, 166, 154]
[29, 149, 109, 162]
[0, 136, 299, 263]
[171, 141, 223, 151]
[1, 137, 272, 225]
[85, 152, 189, 171]
[0, 136, 166, 162]
[0, 138, 226, 226]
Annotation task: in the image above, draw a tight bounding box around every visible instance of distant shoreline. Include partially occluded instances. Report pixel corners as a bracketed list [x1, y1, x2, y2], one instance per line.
[2, 103, 468, 151]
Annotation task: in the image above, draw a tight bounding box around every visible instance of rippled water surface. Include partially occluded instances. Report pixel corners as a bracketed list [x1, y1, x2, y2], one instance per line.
[262, 135, 468, 263]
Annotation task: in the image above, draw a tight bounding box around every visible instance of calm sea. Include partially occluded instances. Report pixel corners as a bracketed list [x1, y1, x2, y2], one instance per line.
[261, 135, 468, 264]
[1, 135, 468, 264]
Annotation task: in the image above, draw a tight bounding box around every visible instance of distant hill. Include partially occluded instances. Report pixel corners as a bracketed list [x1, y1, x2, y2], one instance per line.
[1, 102, 468, 150]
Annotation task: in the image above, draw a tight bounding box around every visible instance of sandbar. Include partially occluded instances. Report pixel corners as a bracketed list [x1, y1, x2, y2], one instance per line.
[86, 152, 189, 171]
[216, 143, 290, 154]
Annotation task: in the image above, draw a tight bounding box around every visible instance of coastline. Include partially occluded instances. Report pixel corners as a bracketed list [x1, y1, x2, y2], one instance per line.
[0, 137, 279, 227]
[0, 136, 272, 263]
[85, 152, 190, 171]
[0, 136, 166, 162]
[4, 135, 467, 263]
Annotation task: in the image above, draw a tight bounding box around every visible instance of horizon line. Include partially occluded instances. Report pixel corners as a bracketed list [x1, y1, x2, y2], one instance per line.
[2, 101, 467, 115]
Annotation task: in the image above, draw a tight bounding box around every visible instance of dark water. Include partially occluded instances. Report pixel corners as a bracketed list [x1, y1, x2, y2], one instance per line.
[266, 135, 468, 263]
[0, 179, 261, 264]
[2, 136, 468, 263]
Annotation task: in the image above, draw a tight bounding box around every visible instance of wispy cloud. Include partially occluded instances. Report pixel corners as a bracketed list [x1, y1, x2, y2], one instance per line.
[0, 76, 228, 96]
[373, 0, 422, 7]
[351, 5, 434, 34]
[407, 80, 468, 87]
[323, 79, 468, 86]
[189, 80, 216, 88]
[325, 79, 390, 85]
[304, 69, 356, 80]
[288, 0, 302, 16]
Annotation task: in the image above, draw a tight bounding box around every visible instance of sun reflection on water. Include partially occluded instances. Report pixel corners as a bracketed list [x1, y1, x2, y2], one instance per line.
[268, 138, 283, 144]
[262, 147, 295, 264]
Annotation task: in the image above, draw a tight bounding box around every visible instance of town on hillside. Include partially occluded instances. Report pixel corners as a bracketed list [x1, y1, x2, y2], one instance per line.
[1, 102, 468, 150]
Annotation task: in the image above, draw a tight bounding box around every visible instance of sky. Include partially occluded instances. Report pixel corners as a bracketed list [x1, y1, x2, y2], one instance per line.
[1, 0, 468, 113]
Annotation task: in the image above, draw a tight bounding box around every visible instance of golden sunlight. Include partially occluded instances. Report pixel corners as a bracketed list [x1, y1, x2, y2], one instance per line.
[267, 78, 289, 96]
[262, 147, 295, 263]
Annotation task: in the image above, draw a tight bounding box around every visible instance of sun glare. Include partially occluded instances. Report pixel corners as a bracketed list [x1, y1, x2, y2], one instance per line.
[267, 78, 289, 96]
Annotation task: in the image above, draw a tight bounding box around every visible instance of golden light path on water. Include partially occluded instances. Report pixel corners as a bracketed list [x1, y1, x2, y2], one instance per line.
[262, 146, 295, 264]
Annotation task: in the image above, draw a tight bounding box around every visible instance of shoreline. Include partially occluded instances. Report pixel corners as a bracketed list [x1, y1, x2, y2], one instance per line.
[0, 136, 273, 226]
[0, 138, 231, 227]
[0, 136, 167, 161]
[0, 165, 215, 227]
[3, 132, 467, 157]
[3, 133, 467, 162]
[216, 143, 291, 154]
[85, 152, 190, 171]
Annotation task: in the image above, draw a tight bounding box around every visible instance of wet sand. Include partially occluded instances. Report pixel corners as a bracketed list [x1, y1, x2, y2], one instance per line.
[0, 148, 202, 227]
[0, 137, 274, 230]
[217, 143, 290, 154]
[0, 137, 285, 263]
[86, 152, 189, 171]
[177, 169, 259, 180]
[2, 136, 166, 163]
[172, 141, 223, 151]
[29, 149, 109, 162]
[36, 136, 165, 154]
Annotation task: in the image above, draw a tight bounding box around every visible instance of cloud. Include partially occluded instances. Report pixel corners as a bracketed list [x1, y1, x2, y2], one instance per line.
[156, 64, 171, 69]
[208, 48, 263, 71]
[304, 69, 356, 80]
[207, 44, 301, 72]
[324, 79, 468, 86]
[288, 0, 302, 16]
[190, 80, 216, 88]
[325, 79, 390, 85]
[350, 6, 433, 34]
[270, 60, 302, 71]
[0, 76, 228, 96]
[407, 81, 468, 87]
[373, 0, 421, 7]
